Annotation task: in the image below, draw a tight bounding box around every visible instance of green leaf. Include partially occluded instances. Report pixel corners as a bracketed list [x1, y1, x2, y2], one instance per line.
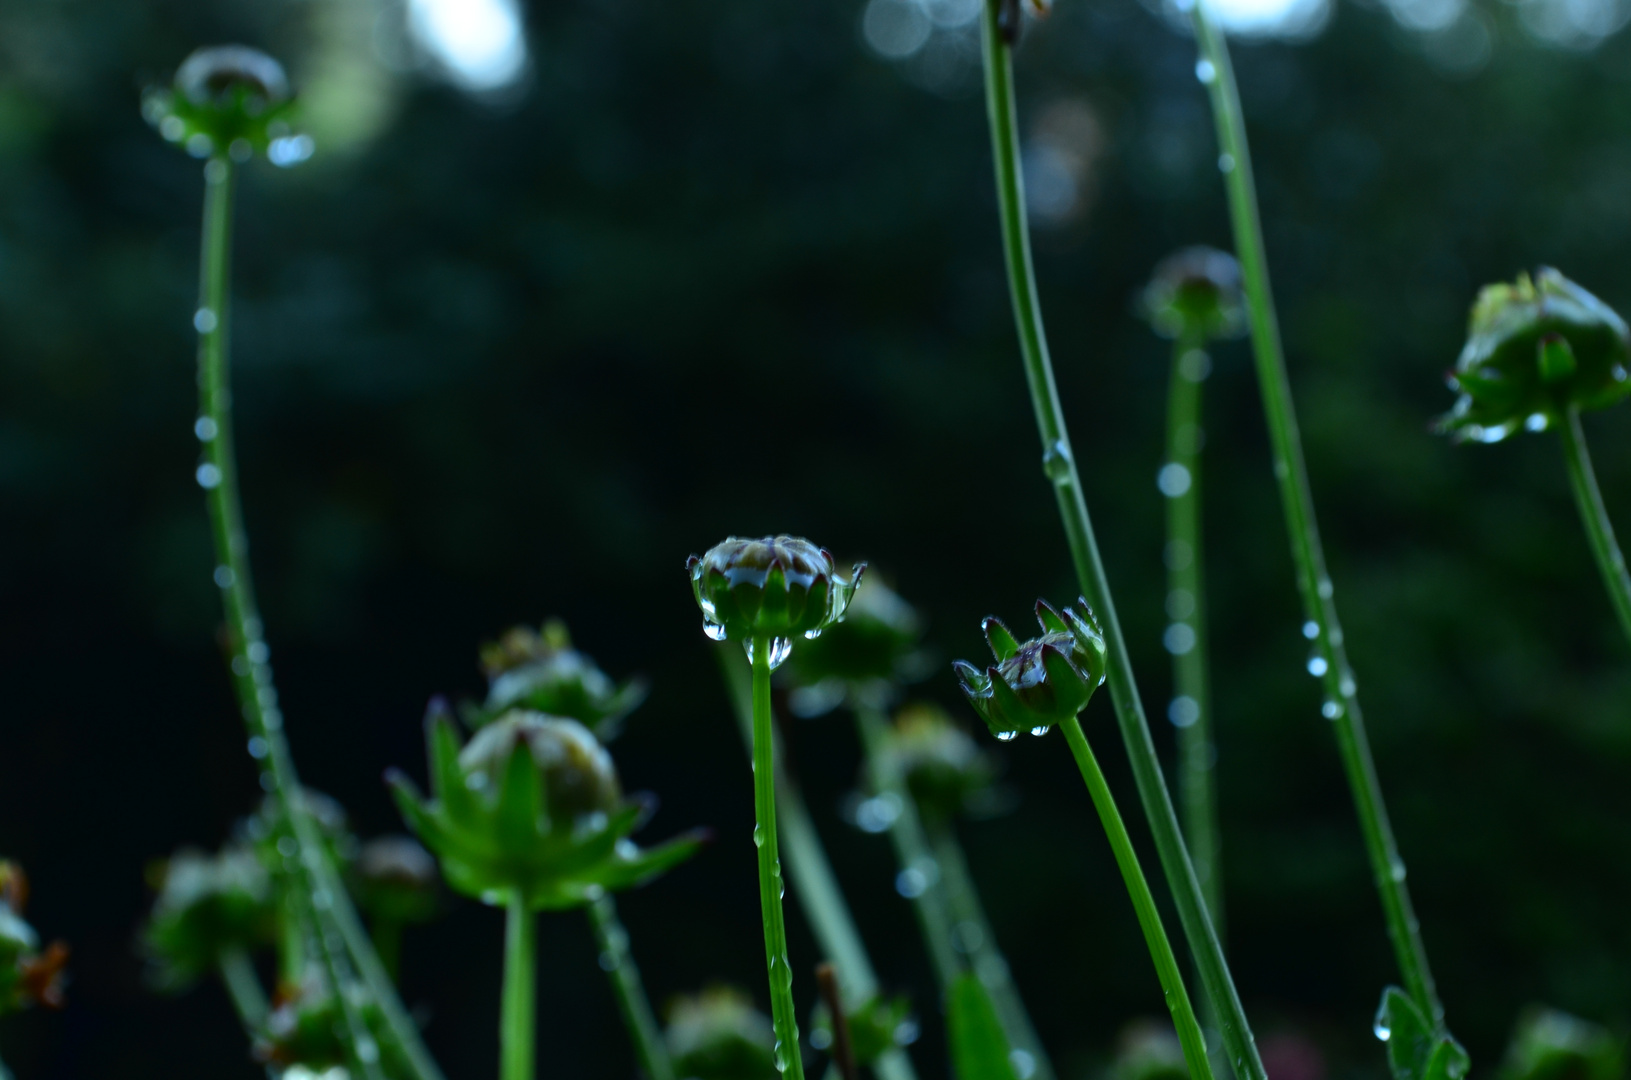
[427, 710, 474, 824]
[948, 973, 1017, 1080]
[496, 745, 545, 852]
[1377, 987, 1435, 1080]
[1424, 1036, 1471, 1080]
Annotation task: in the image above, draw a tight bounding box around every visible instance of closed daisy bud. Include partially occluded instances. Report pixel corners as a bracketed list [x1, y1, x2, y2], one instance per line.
[142, 45, 308, 164]
[1141, 246, 1247, 343]
[470, 619, 647, 738]
[686, 536, 865, 670]
[142, 845, 278, 990]
[953, 598, 1108, 741]
[666, 986, 778, 1080]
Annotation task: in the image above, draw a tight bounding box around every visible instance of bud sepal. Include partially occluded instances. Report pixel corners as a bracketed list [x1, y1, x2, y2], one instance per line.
[954, 599, 1108, 740]
[687, 536, 865, 669]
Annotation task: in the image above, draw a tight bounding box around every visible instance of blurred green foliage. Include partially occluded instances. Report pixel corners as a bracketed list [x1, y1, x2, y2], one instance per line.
[2, 0, 1631, 1075]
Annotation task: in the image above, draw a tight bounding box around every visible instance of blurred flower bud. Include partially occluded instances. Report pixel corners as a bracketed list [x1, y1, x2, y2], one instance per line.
[1498, 1007, 1625, 1080]
[389, 705, 706, 910]
[667, 986, 779, 1080]
[352, 836, 441, 929]
[687, 536, 865, 669]
[0, 861, 68, 1015]
[238, 788, 360, 879]
[1141, 247, 1246, 343]
[953, 599, 1108, 741]
[142, 45, 308, 164]
[810, 993, 918, 1065]
[782, 576, 930, 714]
[142, 845, 278, 989]
[1108, 1019, 1189, 1080]
[469, 619, 647, 738]
[1439, 268, 1631, 443]
[254, 966, 409, 1074]
[870, 703, 995, 824]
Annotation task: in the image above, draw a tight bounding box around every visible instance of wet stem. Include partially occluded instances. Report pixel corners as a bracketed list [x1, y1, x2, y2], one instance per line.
[977, 4, 1265, 1077]
[195, 156, 444, 1080]
[588, 894, 675, 1080]
[750, 639, 805, 1080]
[1557, 405, 1631, 650]
[1188, 3, 1443, 1027]
[502, 891, 536, 1080]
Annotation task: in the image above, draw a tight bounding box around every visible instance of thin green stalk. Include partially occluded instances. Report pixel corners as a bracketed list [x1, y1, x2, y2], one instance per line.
[751, 640, 806, 1080]
[718, 649, 919, 1080]
[588, 894, 675, 1080]
[218, 946, 270, 1029]
[1558, 406, 1631, 649]
[502, 892, 536, 1080]
[977, 9, 1264, 1078]
[194, 156, 444, 1080]
[1166, 333, 1221, 937]
[853, 706, 963, 993]
[924, 821, 1051, 1080]
[1059, 718, 1213, 1080]
[1188, 6, 1442, 1027]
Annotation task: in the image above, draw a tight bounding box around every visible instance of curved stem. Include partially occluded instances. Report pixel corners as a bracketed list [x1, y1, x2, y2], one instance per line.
[502, 892, 536, 1080]
[717, 649, 918, 1080]
[194, 157, 443, 1080]
[977, 8, 1264, 1078]
[1059, 718, 1213, 1080]
[588, 894, 675, 1080]
[751, 640, 806, 1080]
[853, 706, 964, 992]
[1188, 5, 1442, 1028]
[1558, 406, 1631, 649]
[218, 946, 270, 1030]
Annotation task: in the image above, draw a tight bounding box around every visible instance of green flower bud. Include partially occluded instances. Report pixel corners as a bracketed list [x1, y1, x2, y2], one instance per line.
[666, 986, 779, 1080]
[870, 703, 995, 824]
[388, 705, 706, 911]
[1498, 1007, 1625, 1080]
[686, 536, 865, 669]
[254, 966, 411, 1075]
[781, 576, 929, 714]
[142, 845, 278, 989]
[352, 836, 441, 929]
[239, 788, 360, 879]
[1141, 247, 1247, 343]
[810, 993, 917, 1066]
[1108, 1019, 1188, 1080]
[142, 45, 308, 164]
[1439, 268, 1631, 443]
[469, 619, 647, 738]
[954, 599, 1108, 741]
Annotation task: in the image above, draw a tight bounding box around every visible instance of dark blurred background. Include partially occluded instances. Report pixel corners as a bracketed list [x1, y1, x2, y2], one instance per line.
[3, 0, 1631, 1074]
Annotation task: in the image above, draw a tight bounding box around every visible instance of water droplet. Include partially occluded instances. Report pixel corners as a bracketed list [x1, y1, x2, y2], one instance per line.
[895, 867, 928, 898]
[1195, 58, 1217, 83]
[277, 835, 298, 858]
[228, 137, 253, 164]
[769, 954, 794, 991]
[312, 888, 332, 910]
[231, 654, 250, 676]
[1526, 412, 1549, 432]
[247, 641, 270, 664]
[1029, 725, 1050, 737]
[1321, 698, 1344, 720]
[247, 736, 269, 759]
[1373, 1018, 1391, 1042]
[1218, 152, 1236, 173]
[803, 627, 823, 639]
[1302, 620, 1319, 640]
[1042, 439, 1073, 484]
[196, 463, 223, 489]
[1168, 696, 1200, 728]
[189, 133, 216, 160]
[1616, 364, 1629, 382]
[1165, 540, 1193, 570]
[1273, 459, 1290, 481]
[1179, 348, 1212, 382]
[855, 794, 902, 833]
[1339, 674, 1356, 696]
[702, 616, 726, 641]
[1166, 589, 1196, 619]
[753, 824, 764, 848]
[951, 920, 985, 953]
[1389, 856, 1407, 882]
[1157, 462, 1192, 497]
[1011, 1050, 1038, 1079]
[1307, 654, 1329, 677]
[466, 771, 489, 791]
[810, 1028, 833, 1051]
[259, 771, 276, 792]
[356, 1036, 380, 1064]
[1163, 622, 1196, 655]
[159, 115, 185, 142]
[269, 134, 316, 168]
[744, 637, 794, 669]
[994, 730, 1017, 742]
[193, 307, 218, 334]
[213, 564, 236, 588]
[598, 950, 619, 972]
[1317, 578, 1334, 599]
[194, 416, 218, 441]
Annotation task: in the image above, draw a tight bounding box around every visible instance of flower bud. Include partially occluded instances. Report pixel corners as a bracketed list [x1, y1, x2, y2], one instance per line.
[871, 703, 995, 824]
[782, 576, 928, 713]
[143, 845, 278, 989]
[1439, 268, 1631, 443]
[687, 536, 865, 669]
[1498, 1007, 1623, 1080]
[1141, 247, 1246, 343]
[238, 788, 360, 877]
[953, 599, 1108, 740]
[389, 705, 705, 910]
[352, 836, 441, 929]
[142, 45, 306, 163]
[666, 986, 778, 1080]
[254, 966, 409, 1074]
[470, 619, 647, 738]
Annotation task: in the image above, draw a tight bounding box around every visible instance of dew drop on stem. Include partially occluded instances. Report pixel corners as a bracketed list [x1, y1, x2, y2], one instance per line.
[1041, 439, 1073, 485]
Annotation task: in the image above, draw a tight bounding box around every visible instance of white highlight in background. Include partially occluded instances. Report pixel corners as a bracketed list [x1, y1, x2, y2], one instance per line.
[408, 0, 528, 92]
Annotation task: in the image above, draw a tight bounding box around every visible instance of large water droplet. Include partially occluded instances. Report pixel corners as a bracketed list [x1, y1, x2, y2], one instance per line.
[1168, 696, 1200, 728]
[744, 637, 794, 669]
[895, 867, 928, 898]
[1029, 725, 1050, 737]
[702, 616, 727, 641]
[1163, 622, 1196, 655]
[753, 824, 765, 848]
[1526, 412, 1549, 432]
[1195, 58, 1217, 83]
[1389, 856, 1407, 883]
[1010, 1050, 1038, 1079]
[1373, 1018, 1391, 1042]
[194, 308, 218, 334]
[1157, 462, 1192, 497]
[994, 730, 1017, 742]
[1218, 152, 1236, 173]
[194, 416, 218, 441]
[1042, 439, 1073, 484]
[1307, 654, 1329, 677]
[1302, 620, 1319, 640]
[213, 565, 236, 588]
[196, 463, 223, 489]
[1321, 698, 1344, 720]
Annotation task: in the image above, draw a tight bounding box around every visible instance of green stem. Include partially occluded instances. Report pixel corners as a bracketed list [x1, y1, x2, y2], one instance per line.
[1558, 406, 1631, 649]
[924, 821, 1052, 1080]
[194, 156, 444, 1080]
[588, 894, 675, 1080]
[502, 891, 536, 1080]
[977, 8, 1264, 1077]
[853, 706, 964, 993]
[750, 640, 806, 1080]
[1188, 7, 1443, 1028]
[718, 649, 918, 1080]
[1059, 718, 1213, 1080]
[218, 946, 270, 1030]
